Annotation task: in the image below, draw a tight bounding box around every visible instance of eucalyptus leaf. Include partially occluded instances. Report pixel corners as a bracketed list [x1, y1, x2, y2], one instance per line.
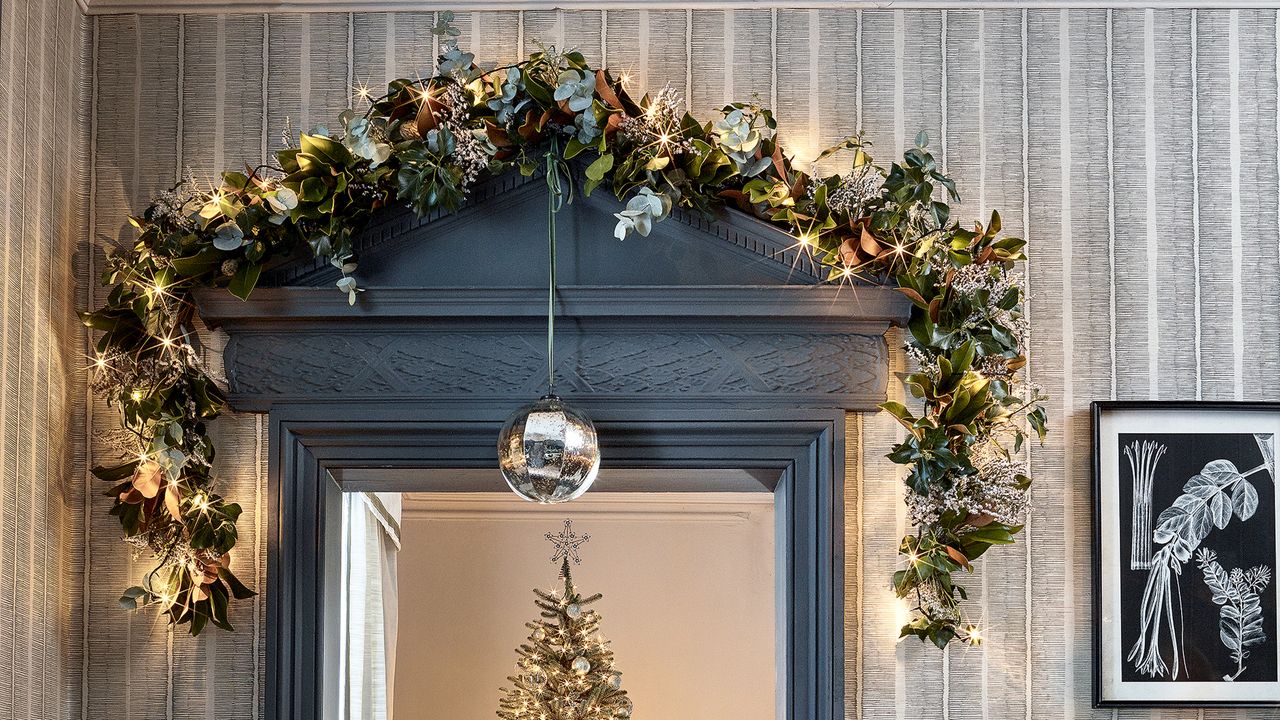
[212, 222, 246, 251]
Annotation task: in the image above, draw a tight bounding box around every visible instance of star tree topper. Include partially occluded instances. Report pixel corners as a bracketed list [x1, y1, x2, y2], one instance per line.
[546, 519, 590, 565]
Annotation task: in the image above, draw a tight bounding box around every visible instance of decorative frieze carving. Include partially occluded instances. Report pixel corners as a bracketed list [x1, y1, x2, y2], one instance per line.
[222, 329, 886, 409]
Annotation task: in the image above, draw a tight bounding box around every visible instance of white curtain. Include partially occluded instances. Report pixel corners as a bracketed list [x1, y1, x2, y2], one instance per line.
[340, 492, 402, 720]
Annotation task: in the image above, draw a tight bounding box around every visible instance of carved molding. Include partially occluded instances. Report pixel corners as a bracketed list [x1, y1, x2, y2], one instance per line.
[196, 285, 904, 326]
[224, 329, 887, 410]
[197, 284, 903, 413]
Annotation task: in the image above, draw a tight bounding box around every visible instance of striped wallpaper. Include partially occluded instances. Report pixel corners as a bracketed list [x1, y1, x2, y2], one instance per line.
[0, 1, 91, 719]
[78, 7, 1280, 720]
[0, 0, 91, 719]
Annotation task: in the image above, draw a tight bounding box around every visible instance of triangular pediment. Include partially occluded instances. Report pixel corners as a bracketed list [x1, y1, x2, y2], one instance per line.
[261, 168, 823, 288]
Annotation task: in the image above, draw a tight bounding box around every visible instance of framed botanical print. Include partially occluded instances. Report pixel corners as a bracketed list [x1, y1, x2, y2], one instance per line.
[1094, 401, 1280, 707]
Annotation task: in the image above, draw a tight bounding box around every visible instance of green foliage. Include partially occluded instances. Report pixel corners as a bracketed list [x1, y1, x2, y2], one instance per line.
[81, 29, 1046, 644]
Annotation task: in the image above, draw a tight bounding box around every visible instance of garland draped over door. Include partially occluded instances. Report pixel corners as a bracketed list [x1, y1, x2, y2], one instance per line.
[81, 14, 1046, 651]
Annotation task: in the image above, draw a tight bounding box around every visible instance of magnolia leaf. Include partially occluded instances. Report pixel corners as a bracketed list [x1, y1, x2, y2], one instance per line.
[131, 460, 163, 499]
[299, 133, 352, 167]
[219, 566, 257, 600]
[895, 286, 928, 308]
[228, 262, 262, 301]
[944, 545, 971, 570]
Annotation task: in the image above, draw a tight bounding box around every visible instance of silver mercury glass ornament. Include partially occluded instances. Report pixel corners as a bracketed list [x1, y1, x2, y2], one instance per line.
[498, 144, 600, 503]
[498, 394, 600, 503]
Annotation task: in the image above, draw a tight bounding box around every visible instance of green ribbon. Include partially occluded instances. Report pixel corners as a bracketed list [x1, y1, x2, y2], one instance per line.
[544, 136, 573, 395]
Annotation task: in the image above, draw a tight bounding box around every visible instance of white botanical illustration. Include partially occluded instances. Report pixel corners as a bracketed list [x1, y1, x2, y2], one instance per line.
[1127, 433, 1275, 680]
[1195, 548, 1272, 681]
[1126, 440, 1167, 570]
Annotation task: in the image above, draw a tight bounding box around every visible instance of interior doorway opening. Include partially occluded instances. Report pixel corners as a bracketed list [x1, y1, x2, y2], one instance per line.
[334, 468, 786, 720]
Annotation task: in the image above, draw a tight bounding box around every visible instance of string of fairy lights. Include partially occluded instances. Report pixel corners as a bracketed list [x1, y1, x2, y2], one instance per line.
[81, 18, 1042, 650]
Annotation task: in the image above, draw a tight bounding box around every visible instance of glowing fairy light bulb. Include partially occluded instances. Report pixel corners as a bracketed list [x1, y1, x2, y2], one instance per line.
[965, 624, 984, 646]
[147, 277, 169, 298]
[193, 492, 212, 513]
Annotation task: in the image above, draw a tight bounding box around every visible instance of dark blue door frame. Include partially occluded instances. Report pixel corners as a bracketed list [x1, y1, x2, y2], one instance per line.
[194, 187, 906, 720]
[264, 403, 845, 720]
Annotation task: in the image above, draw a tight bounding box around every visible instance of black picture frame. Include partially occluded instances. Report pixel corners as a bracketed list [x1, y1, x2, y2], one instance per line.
[1093, 401, 1280, 708]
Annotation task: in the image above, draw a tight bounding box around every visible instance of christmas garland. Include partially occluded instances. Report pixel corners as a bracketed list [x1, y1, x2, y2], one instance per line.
[81, 14, 1045, 647]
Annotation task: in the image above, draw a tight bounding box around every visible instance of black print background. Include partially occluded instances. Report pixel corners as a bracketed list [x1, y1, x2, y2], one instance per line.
[1118, 433, 1277, 683]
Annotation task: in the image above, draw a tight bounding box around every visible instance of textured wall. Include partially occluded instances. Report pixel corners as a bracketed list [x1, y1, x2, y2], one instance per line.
[81, 7, 1280, 720]
[0, 1, 91, 719]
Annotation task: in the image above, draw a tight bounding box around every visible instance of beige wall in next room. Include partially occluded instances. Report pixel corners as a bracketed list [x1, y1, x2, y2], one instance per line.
[393, 492, 776, 720]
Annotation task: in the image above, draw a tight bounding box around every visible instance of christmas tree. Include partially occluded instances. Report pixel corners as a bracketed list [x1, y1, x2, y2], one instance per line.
[497, 520, 633, 720]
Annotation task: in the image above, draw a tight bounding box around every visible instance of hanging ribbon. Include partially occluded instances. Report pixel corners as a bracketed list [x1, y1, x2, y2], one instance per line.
[543, 136, 574, 395]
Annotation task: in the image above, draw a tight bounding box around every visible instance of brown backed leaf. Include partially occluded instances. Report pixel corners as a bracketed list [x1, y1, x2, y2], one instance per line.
[594, 70, 623, 109]
[928, 297, 942, 324]
[967, 513, 996, 528]
[839, 237, 859, 266]
[895, 286, 928, 308]
[414, 93, 446, 137]
[484, 121, 512, 148]
[861, 226, 882, 256]
[771, 142, 788, 179]
[118, 486, 145, 505]
[132, 460, 163, 499]
[164, 482, 182, 521]
[944, 545, 972, 570]
[604, 112, 623, 140]
[517, 109, 543, 141]
[718, 189, 752, 213]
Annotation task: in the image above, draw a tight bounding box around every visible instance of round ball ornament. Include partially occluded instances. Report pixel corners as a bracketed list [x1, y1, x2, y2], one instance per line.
[565, 603, 582, 619]
[571, 656, 591, 675]
[532, 627, 546, 641]
[608, 671, 623, 690]
[498, 394, 600, 503]
[528, 670, 548, 687]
